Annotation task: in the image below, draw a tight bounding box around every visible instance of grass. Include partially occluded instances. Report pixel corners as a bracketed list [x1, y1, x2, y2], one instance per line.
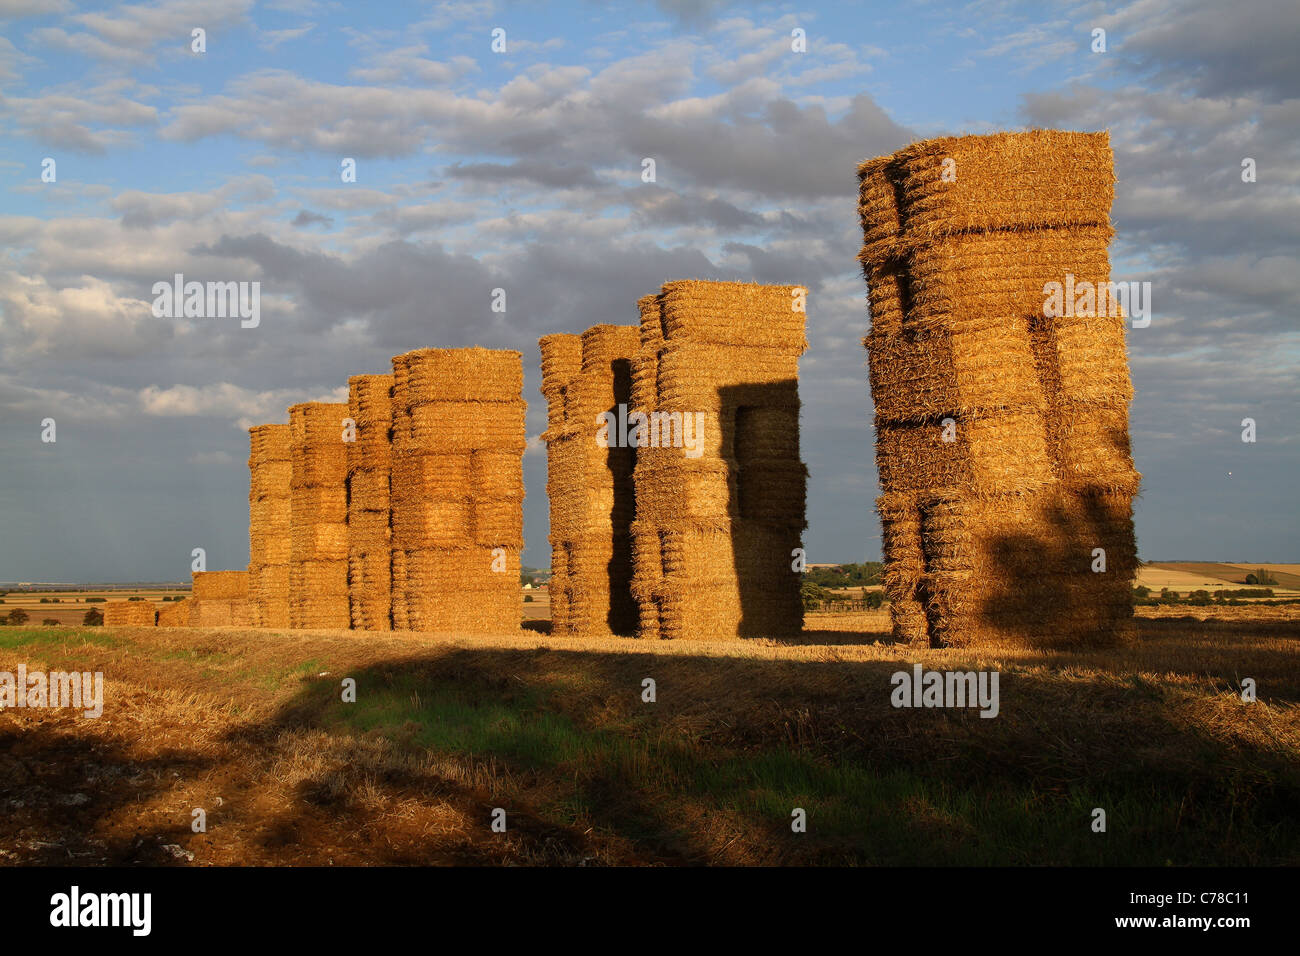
[2, 608, 1298, 865]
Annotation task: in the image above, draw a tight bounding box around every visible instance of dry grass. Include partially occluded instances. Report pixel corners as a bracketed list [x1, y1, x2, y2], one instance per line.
[2, 603, 1298, 866]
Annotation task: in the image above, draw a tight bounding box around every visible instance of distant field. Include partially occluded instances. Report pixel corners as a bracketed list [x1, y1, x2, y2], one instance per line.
[1140, 562, 1300, 593]
[0, 588, 188, 625]
[2, 604, 1297, 866]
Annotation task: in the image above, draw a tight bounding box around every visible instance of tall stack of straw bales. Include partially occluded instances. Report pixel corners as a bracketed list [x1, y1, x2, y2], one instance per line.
[857, 130, 1139, 649]
[188, 570, 251, 626]
[539, 326, 640, 635]
[631, 280, 807, 640]
[248, 424, 292, 628]
[347, 375, 394, 630]
[389, 348, 525, 632]
[289, 402, 351, 628]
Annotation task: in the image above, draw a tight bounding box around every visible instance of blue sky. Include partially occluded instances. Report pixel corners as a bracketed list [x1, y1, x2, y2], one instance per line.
[1, 0, 1297, 582]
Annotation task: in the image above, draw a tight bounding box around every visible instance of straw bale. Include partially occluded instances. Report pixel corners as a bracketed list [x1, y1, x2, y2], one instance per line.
[249, 459, 292, 499]
[550, 535, 637, 635]
[397, 401, 527, 453]
[248, 423, 292, 464]
[390, 450, 474, 498]
[103, 600, 157, 626]
[905, 226, 1114, 332]
[1032, 313, 1134, 405]
[399, 546, 520, 588]
[886, 131, 1115, 238]
[633, 294, 664, 414]
[402, 595, 519, 634]
[156, 599, 190, 628]
[1045, 402, 1140, 493]
[192, 570, 249, 600]
[187, 598, 253, 628]
[250, 496, 291, 531]
[392, 498, 472, 547]
[473, 497, 524, 548]
[348, 550, 392, 631]
[635, 458, 733, 526]
[659, 280, 808, 349]
[347, 509, 391, 554]
[290, 402, 351, 446]
[396, 347, 524, 404]
[250, 531, 292, 566]
[470, 450, 524, 500]
[865, 315, 1046, 421]
[348, 374, 394, 421]
[540, 334, 584, 393]
[291, 485, 347, 524]
[348, 468, 390, 511]
[874, 411, 1054, 495]
[391, 550, 409, 630]
[290, 521, 349, 561]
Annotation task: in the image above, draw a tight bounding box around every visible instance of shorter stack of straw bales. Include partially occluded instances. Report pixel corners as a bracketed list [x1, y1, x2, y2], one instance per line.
[157, 599, 190, 627]
[540, 326, 640, 635]
[631, 280, 808, 640]
[347, 375, 394, 630]
[188, 570, 251, 627]
[103, 600, 157, 626]
[248, 424, 292, 628]
[289, 402, 351, 628]
[858, 131, 1139, 649]
[390, 348, 525, 632]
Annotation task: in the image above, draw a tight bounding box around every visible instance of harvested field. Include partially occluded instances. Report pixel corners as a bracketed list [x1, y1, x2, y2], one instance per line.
[2, 603, 1297, 865]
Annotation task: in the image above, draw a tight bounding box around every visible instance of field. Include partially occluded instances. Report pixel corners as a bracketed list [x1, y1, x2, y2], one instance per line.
[0, 588, 189, 626]
[1140, 562, 1300, 592]
[3, 603, 1298, 866]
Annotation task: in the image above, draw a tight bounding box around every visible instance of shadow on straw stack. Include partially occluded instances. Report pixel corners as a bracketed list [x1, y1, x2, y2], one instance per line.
[858, 130, 1140, 649]
[539, 326, 640, 636]
[390, 348, 525, 633]
[631, 280, 808, 640]
[288, 402, 351, 628]
[248, 423, 292, 628]
[188, 570, 251, 626]
[103, 600, 157, 626]
[347, 374, 394, 630]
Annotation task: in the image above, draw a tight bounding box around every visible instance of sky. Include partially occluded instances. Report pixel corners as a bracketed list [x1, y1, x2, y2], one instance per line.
[0, 0, 1296, 583]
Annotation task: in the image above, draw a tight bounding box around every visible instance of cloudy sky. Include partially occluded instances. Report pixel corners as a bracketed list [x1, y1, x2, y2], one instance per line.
[1, 0, 1296, 582]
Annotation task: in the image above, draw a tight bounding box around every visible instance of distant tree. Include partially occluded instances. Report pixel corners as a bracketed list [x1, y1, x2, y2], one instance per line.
[42, 618, 60, 626]
[127, 595, 143, 602]
[523, 594, 534, 603]
[39, 597, 50, 603]
[801, 581, 831, 610]
[865, 591, 884, 609]
[7, 608, 29, 625]
[1133, 585, 1151, 598]
[83, 608, 104, 626]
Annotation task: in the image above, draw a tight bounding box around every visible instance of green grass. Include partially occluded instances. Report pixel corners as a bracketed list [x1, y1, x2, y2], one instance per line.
[0, 627, 126, 651]
[294, 664, 1298, 865]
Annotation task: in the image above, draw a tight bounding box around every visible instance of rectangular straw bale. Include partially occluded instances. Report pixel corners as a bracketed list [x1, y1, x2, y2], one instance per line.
[905, 226, 1114, 332]
[865, 315, 1047, 421]
[877, 492, 928, 645]
[401, 401, 527, 452]
[347, 467, 390, 510]
[249, 460, 293, 499]
[192, 570, 249, 600]
[874, 410, 1054, 495]
[473, 496, 524, 547]
[470, 450, 524, 499]
[655, 343, 801, 411]
[659, 280, 808, 350]
[888, 131, 1116, 238]
[1045, 402, 1140, 494]
[103, 600, 157, 626]
[1033, 313, 1134, 405]
[249, 423, 292, 464]
[290, 521, 349, 561]
[392, 498, 472, 547]
[291, 484, 348, 524]
[347, 509, 390, 555]
[156, 599, 190, 627]
[396, 347, 524, 404]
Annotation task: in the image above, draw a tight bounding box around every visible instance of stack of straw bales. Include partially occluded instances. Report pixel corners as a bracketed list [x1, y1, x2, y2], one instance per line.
[103, 600, 156, 626]
[248, 423, 292, 628]
[289, 402, 351, 628]
[631, 280, 807, 640]
[389, 348, 525, 632]
[157, 599, 190, 627]
[858, 130, 1139, 648]
[539, 326, 640, 635]
[188, 570, 252, 627]
[347, 375, 394, 630]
